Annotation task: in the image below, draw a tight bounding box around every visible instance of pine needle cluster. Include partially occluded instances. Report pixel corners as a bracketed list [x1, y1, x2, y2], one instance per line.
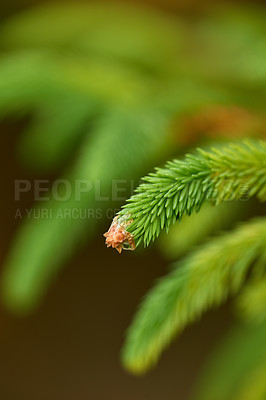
[119, 140, 266, 247]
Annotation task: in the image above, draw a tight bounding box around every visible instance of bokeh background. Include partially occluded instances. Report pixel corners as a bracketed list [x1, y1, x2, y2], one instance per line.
[0, 0, 266, 399]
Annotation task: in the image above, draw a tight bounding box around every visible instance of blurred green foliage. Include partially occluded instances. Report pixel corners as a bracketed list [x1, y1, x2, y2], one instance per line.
[0, 2, 266, 399]
[192, 321, 266, 400]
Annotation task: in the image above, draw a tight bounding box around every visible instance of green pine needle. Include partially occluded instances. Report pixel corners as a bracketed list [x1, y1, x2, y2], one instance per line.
[121, 218, 266, 374]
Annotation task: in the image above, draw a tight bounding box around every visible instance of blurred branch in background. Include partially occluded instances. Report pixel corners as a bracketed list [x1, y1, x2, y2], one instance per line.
[192, 320, 266, 400]
[121, 216, 266, 373]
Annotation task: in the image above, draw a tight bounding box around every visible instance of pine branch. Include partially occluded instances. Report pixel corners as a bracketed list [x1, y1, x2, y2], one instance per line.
[121, 218, 266, 374]
[118, 140, 266, 248]
[0, 3, 182, 75]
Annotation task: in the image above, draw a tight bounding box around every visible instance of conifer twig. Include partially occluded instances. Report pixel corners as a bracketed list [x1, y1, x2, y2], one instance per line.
[122, 218, 266, 374]
[110, 140, 266, 249]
